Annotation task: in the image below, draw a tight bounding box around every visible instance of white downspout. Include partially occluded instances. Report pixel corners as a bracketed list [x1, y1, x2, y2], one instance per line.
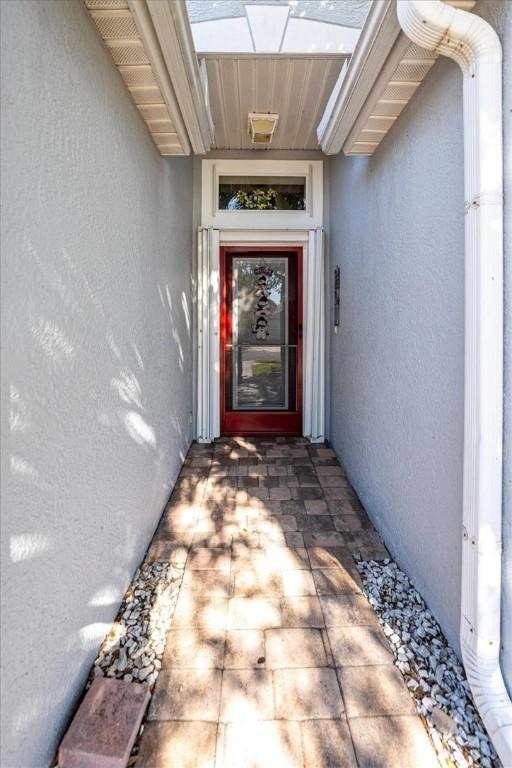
[396, 1, 511, 763]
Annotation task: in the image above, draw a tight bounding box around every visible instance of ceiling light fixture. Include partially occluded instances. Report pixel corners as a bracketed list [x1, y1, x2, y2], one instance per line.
[248, 112, 279, 146]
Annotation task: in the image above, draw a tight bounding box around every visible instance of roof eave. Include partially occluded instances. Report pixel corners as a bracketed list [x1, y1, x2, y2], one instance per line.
[142, 0, 214, 155]
[317, 0, 475, 157]
[317, 0, 401, 155]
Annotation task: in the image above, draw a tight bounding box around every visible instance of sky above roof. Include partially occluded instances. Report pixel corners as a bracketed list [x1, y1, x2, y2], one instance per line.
[186, 1, 371, 54]
[187, 1, 370, 28]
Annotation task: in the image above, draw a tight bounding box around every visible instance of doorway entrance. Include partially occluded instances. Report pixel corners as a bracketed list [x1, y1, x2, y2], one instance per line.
[220, 246, 303, 435]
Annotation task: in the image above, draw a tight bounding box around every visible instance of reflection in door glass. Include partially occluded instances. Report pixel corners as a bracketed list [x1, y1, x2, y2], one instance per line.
[235, 346, 287, 409]
[232, 258, 288, 410]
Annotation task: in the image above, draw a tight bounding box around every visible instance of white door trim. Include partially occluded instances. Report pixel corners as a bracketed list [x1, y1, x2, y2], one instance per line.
[196, 227, 220, 442]
[304, 228, 325, 442]
[196, 227, 325, 443]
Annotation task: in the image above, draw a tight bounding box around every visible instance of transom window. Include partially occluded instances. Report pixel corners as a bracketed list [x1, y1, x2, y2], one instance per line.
[201, 159, 323, 229]
[219, 176, 306, 211]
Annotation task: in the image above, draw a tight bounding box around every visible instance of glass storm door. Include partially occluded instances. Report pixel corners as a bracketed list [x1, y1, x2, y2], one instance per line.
[220, 247, 302, 435]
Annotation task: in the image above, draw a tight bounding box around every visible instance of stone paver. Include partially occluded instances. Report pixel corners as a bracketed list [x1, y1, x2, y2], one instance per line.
[228, 596, 281, 629]
[274, 667, 344, 720]
[221, 721, 304, 768]
[148, 668, 222, 721]
[137, 721, 217, 768]
[137, 438, 439, 767]
[146, 540, 189, 564]
[320, 594, 380, 627]
[224, 629, 266, 668]
[187, 547, 231, 571]
[265, 546, 310, 570]
[265, 627, 328, 669]
[327, 625, 394, 667]
[182, 568, 231, 597]
[349, 715, 440, 768]
[172, 593, 228, 629]
[338, 665, 417, 717]
[281, 596, 324, 627]
[282, 569, 316, 596]
[220, 669, 274, 721]
[233, 569, 282, 597]
[59, 678, 149, 768]
[163, 628, 225, 669]
[307, 546, 353, 569]
[303, 531, 346, 547]
[301, 720, 358, 768]
[312, 567, 362, 595]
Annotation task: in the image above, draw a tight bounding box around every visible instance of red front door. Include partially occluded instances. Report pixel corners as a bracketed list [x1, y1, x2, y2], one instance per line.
[220, 246, 303, 436]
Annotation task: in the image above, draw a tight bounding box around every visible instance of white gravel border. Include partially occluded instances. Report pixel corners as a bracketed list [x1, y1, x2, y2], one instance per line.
[84, 560, 185, 765]
[90, 561, 184, 690]
[356, 559, 500, 768]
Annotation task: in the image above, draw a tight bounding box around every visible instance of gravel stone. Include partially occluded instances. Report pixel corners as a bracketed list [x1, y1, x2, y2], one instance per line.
[81, 559, 186, 766]
[87, 561, 184, 692]
[356, 559, 501, 768]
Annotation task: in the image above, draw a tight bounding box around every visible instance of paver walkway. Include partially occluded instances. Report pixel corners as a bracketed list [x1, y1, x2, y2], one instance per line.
[137, 437, 440, 768]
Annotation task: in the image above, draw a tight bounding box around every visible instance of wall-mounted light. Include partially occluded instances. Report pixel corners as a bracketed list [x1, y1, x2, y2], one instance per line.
[248, 112, 279, 146]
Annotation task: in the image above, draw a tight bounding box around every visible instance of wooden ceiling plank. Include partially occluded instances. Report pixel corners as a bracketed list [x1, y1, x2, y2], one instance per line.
[303, 58, 340, 150]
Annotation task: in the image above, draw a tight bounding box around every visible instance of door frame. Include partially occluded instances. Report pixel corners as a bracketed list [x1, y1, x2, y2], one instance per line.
[220, 245, 303, 436]
[196, 227, 325, 443]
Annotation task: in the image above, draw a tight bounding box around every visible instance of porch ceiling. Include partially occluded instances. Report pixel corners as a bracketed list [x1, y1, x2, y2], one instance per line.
[203, 53, 348, 151]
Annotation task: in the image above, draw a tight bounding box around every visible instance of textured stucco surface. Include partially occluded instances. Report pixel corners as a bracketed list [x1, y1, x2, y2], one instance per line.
[328, 0, 511, 692]
[329, 55, 465, 651]
[0, 2, 193, 766]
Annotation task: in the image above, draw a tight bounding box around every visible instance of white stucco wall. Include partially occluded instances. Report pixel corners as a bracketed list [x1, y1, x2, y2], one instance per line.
[0, 2, 194, 766]
[328, 0, 511, 682]
[329, 56, 465, 649]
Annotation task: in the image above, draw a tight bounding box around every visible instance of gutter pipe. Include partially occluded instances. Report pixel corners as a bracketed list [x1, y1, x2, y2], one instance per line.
[397, 2, 511, 763]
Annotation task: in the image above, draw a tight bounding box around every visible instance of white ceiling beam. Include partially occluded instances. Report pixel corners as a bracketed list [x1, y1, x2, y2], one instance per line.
[144, 0, 214, 155]
[190, 17, 254, 54]
[317, 0, 475, 157]
[246, 5, 290, 53]
[198, 52, 349, 61]
[317, 0, 400, 155]
[128, 0, 191, 155]
[341, 31, 415, 153]
[281, 18, 361, 54]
